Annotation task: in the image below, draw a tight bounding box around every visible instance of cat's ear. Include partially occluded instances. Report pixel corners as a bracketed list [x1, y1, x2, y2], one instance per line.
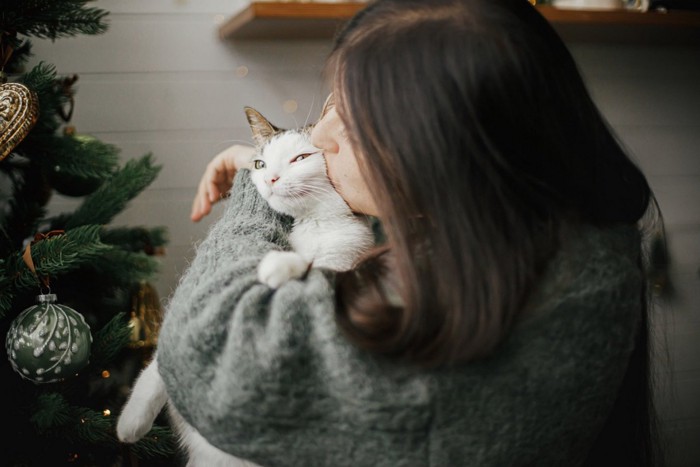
[320, 93, 335, 120]
[244, 107, 280, 147]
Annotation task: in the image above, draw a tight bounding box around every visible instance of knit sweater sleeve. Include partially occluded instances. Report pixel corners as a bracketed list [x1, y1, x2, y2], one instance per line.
[156, 170, 430, 466]
[155, 168, 308, 428]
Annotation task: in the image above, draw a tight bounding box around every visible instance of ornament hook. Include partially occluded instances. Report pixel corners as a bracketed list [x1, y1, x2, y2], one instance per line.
[22, 230, 66, 294]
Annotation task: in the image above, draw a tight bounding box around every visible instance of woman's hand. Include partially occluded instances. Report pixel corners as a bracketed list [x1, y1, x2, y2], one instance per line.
[190, 144, 255, 222]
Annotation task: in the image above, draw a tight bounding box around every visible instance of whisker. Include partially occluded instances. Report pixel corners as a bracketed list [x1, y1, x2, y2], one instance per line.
[304, 95, 316, 129]
[286, 183, 333, 196]
[283, 183, 330, 203]
[306, 189, 330, 203]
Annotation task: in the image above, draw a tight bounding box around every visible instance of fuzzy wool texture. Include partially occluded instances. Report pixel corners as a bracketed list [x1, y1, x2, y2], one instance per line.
[157, 170, 642, 467]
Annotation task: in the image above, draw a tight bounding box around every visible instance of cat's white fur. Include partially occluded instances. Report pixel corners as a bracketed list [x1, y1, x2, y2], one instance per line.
[251, 129, 374, 287]
[117, 109, 374, 466]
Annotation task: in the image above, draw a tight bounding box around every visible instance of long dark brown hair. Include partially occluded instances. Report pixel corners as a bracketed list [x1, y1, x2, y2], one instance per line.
[329, 0, 662, 464]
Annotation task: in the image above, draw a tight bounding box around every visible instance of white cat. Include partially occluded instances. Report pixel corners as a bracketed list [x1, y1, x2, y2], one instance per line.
[245, 106, 375, 288]
[116, 106, 374, 466]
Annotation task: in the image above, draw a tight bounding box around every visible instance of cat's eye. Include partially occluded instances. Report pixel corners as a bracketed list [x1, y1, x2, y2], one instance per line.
[253, 159, 266, 169]
[291, 153, 312, 163]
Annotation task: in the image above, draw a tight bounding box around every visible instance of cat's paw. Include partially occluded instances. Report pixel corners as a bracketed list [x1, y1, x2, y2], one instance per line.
[116, 400, 155, 443]
[258, 251, 309, 289]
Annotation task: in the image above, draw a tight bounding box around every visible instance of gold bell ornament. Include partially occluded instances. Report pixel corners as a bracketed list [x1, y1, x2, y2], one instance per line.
[127, 281, 163, 349]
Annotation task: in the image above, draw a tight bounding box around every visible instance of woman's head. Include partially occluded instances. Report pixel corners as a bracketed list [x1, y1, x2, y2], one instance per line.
[311, 93, 379, 216]
[325, 0, 654, 366]
[325, 0, 649, 227]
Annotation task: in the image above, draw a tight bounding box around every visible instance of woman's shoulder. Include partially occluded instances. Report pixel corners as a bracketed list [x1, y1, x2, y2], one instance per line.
[427, 222, 645, 465]
[522, 221, 642, 322]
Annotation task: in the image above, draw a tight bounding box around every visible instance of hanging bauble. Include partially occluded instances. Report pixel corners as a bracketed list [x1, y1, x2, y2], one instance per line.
[50, 133, 105, 197]
[50, 164, 103, 197]
[5, 294, 92, 383]
[0, 81, 39, 161]
[128, 281, 163, 349]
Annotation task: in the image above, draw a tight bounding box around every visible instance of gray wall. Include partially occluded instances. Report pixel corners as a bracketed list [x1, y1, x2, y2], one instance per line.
[30, 1, 699, 465]
[573, 44, 700, 467]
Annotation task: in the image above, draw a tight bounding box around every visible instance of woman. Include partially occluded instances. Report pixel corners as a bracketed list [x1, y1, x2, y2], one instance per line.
[163, 0, 662, 465]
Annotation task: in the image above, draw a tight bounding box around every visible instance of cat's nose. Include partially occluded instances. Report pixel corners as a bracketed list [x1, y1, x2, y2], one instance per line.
[268, 176, 280, 185]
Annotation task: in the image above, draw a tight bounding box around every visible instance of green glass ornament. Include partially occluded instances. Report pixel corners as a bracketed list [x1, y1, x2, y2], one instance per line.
[5, 294, 92, 383]
[50, 134, 105, 197]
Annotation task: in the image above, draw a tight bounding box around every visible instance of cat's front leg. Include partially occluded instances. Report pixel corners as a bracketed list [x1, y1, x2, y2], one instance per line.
[117, 358, 169, 443]
[257, 250, 309, 289]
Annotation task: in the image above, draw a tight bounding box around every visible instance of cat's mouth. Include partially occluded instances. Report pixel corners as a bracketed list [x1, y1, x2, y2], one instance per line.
[270, 185, 313, 199]
[269, 188, 298, 200]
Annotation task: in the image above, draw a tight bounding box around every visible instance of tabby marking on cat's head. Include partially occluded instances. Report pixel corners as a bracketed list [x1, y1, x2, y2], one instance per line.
[244, 106, 331, 218]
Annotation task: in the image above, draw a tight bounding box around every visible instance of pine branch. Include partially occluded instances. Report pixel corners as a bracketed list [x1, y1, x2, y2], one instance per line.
[1, 164, 50, 255]
[90, 250, 160, 287]
[4, 40, 33, 74]
[0, 280, 13, 316]
[67, 154, 162, 229]
[5, 63, 66, 157]
[0, 225, 113, 318]
[20, 224, 112, 287]
[33, 133, 120, 181]
[130, 425, 178, 459]
[18, 62, 66, 136]
[90, 312, 132, 369]
[0, 0, 109, 41]
[19, 61, 59, 95]
[102, 226, 169, 253]
[0, 260, 12, 313]
[73, 407, 117, 445]
[31, 393, 116, 446]
[31, 393, 72, 432]
[33, 397, 177, 460]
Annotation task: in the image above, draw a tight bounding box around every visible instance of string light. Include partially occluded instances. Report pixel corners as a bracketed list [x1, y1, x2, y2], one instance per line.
[101, 370, 110, 378]
[283, 100, 298, 114]
[103, 409, 111, 417]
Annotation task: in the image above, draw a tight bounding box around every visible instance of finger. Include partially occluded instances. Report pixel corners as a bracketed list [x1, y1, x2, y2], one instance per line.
[199, 196, 208, 219]
[191, 179, 210, 222]
[193, 196, 211, 223]
[191, 191, 205, 222]
[191, 196, 202, 222]
[208, 181, 219, 203]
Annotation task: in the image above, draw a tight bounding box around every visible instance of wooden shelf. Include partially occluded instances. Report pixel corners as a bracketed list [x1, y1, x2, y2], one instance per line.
[218, 2, 361, 40]
[219, 2, 700, 44]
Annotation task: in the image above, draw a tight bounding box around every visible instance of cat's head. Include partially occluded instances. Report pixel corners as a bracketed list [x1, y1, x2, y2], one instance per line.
[245, 106, 331, 217]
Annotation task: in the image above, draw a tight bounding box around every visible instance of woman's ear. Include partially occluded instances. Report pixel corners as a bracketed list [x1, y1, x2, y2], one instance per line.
[320, 93, 335, 120]
[244, 106, 280, 147]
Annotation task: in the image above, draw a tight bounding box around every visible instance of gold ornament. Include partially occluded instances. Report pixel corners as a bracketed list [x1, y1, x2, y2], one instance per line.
[128, 281, 163, 349]
[0, 81, 39, 161]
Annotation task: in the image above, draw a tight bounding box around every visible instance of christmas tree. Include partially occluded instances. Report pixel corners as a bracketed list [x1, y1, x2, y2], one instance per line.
[1, 1, 178, 465]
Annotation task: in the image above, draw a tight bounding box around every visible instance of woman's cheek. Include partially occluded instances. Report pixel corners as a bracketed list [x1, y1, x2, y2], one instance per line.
[323, 155, 350, 200]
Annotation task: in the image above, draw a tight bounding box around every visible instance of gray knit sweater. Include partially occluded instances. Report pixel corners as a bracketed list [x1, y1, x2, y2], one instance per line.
[157, 169, 642, 467]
